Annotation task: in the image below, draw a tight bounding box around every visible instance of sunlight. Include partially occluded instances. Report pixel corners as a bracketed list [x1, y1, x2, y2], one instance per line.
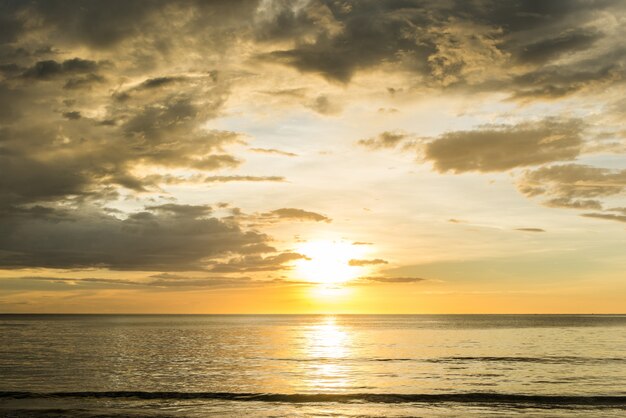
[311, 285, 351, 299]
[307, 316, 349, 359]
[294, 240, 367, 284]
[300, 316, 353, 391]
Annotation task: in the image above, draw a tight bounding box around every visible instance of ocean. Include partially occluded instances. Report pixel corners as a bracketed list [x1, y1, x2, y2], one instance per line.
[1, 314, 625, 417]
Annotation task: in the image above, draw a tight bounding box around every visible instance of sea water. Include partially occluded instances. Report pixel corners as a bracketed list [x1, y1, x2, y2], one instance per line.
[1, 314, 625, 416]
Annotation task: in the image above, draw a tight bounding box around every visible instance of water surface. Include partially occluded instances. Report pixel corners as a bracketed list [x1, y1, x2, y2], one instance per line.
[1, 314, 625, 416]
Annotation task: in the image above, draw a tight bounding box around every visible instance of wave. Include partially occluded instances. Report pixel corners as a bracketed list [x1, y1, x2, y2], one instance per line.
[429, 356, 626, 364]
[1, 392, 625, 406]
[264, 356, 625, 364]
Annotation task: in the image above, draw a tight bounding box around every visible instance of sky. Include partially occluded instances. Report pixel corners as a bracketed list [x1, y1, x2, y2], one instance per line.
[0, 0, 625, 314]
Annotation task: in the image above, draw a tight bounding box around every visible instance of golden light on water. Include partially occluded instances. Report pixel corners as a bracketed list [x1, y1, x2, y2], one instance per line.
[306, 317, 349, 359]
[301, 316, 353, 391]
[294, 240, 367, 285]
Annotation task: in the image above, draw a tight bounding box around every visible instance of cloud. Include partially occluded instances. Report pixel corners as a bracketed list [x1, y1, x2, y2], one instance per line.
[138, 174, 285, 186]
[0, 3, 260, 213]
[517, 164, 626, 209]
[263, 208, 331, 223]
[358, 276, 426, 284]
[306, 95, 341, 115]
[144, 203, 213, 218]
[516, 29, 602, 65]
[0, 1, 621, 209]
[0, 76, 243, 208]
[203, 175, 286, 183]
[348, 258, 388, 266]
[258, 2, 509, 85]
[1, 0, 624, 101]
[137, 76, 186, 90]
[607, 207, 626, 214]
[191, 155, 241, 171]
[544, 198, 603, 210]
[21, 58, 101, 80]
[249, 148, 298, 157]
[64, 73, 106, 90]
[508, 59, 623, 101]
[424, 119, 584, 173]
[581, 213, 626, 223]
[254, 0, 626, 102]
[515, 228, 546, 233]
[209, 252, 309, 273]
[358, 131, 409, 149]
[359, 119, 584, 173]
[7, 1, 262, 54]
[0, 204, 271, 271]
[2, 274, 312, 292]
[62, 111, 82, 120]
[1, 0, 625, 279]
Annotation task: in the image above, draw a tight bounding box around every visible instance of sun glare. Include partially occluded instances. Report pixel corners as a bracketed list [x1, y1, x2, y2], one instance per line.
[294, 240, 367, 284]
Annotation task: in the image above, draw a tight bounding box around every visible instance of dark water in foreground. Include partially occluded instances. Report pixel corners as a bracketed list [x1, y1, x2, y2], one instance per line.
[1, 314, 625, 417]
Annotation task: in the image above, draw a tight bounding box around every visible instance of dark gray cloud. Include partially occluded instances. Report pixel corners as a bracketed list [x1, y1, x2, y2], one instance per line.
[516, 29, 602, 65]
[27, 1, 168, 49]
[254, 0, 626, 100]
[0, 204, 269, 271]
[63, 73, 106, 90]
[508, 58, 623, 100]
[0, 7, 24, 44]
[62, 111, 81, 120]
[1, 0, 624, 98]
[259, 2, 431, 84]
[0, 1, 262, 213]
[138, 76, 186, 90]
[0, 1, 251, 51]
[0, 78, 243, 209]
[21, 58, 101, 79]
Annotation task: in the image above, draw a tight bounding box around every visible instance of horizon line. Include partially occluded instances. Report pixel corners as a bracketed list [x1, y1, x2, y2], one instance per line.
[1, 313, 625, 316]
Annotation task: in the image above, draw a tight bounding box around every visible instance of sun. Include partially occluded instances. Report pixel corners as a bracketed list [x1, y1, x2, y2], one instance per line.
[294, 240, 367, 284]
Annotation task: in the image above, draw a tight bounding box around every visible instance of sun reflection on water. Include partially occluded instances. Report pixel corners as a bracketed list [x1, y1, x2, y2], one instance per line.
[300, 316, 353, 392]
[307, 317, 349, 359]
